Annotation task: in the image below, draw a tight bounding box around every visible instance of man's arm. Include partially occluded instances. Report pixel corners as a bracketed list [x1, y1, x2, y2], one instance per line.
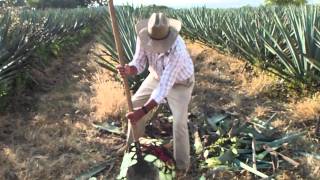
[117, 37, 146, 77]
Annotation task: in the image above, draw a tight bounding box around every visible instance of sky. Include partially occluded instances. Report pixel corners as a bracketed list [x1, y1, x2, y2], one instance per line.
[114, 0, 319, 8]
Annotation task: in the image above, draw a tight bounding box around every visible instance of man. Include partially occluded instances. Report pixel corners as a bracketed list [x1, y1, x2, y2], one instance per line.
[117, 12, 195, 176]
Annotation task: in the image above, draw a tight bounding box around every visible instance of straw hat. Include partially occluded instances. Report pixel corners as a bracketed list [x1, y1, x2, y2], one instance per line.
[135, 12, 182, 53]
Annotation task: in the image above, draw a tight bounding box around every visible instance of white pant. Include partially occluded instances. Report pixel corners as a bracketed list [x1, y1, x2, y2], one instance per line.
[126, 74, 194, 170]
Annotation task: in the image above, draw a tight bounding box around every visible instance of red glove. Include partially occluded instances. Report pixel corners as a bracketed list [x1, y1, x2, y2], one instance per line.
[126, 108, 146, 125]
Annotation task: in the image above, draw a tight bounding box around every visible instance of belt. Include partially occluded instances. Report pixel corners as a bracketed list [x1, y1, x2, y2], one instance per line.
[174, 75, 194, 87]
[151, 73, 195, 87]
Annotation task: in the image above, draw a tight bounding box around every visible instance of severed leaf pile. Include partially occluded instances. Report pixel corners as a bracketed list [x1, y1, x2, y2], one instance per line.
[191, 112, 305, 178]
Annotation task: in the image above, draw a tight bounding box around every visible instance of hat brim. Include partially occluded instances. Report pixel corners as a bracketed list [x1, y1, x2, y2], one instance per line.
[135, 18, 182, 53]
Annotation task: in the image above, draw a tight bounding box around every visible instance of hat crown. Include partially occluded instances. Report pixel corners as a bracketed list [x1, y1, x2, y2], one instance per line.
[148, 13, 170, 40]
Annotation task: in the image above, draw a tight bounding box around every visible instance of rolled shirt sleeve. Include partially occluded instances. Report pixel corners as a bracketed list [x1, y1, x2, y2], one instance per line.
[150, 52, 181, 104]
[128, 37, 147, 74]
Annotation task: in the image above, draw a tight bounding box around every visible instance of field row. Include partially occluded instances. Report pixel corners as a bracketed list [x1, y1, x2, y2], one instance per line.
[1, 6, 320, 107]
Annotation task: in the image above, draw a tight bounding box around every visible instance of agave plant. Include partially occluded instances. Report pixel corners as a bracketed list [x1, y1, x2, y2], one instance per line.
[171, 6, 320, 88]
[0, 11, 39, 95]
[95, 6, 152, 91]
[0, 7, 104, 102]
[172, 7, 228, 50]
[261, 6, 320, 86]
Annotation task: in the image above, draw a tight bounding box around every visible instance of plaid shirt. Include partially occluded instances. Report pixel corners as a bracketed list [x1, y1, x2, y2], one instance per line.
[129, 35, 194, 103]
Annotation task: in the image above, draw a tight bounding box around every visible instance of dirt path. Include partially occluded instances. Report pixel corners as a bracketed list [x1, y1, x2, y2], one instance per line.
[0, 40, 319, 179]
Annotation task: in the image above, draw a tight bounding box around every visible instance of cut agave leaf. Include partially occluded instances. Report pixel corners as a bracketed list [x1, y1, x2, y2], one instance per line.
[218, 148, 238, 164]
[299, 152, 320, 160]
[92, 122, 122, 135]
[207, 113, 229, 131]
[203, 149, 209, 159]
[266, 131, 306, 148]
[206, 157, 222, 168]
[277, 152, 300, 167]
[241, 127, 268, 141]
[117, 152, 138, 179]
[199, 175, 206, 180]
[194, 128, 204, 155]
[256, 146, 280, 160]
[263, 145, 299, 167]
[76, 160, 114, 180]
[251, 117, 269, 129]
[233, 159, 269, 178]
[237, 149, 252, 154]
[265, 113, 277, 126]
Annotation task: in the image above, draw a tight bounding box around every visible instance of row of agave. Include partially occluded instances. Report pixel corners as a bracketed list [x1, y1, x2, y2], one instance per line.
[0, 7, 105, 100]
[97, 6, 320, 90]
[3, 5, 318, 98]
[95, 6, 156, 92]
[172, 6, 320, 88]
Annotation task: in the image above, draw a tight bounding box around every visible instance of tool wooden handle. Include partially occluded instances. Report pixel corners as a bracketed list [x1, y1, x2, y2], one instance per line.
[108, 0, 139, 142]
[108, 0, 133, 112]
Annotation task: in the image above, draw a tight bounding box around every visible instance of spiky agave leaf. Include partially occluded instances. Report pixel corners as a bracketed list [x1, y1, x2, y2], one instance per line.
[0, 8, 104, 100]
[95, 6, 152, 92]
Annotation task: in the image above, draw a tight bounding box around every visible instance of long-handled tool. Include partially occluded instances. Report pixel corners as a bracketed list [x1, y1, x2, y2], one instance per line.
[107, 1, 158, 179]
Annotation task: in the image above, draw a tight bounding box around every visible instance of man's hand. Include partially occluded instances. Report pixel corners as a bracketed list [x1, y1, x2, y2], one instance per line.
[116, 64, 137, 77]
[126, 108, 146, 125]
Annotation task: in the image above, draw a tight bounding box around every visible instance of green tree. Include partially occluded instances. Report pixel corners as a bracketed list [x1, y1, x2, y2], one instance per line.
[265, 0, 308, 5]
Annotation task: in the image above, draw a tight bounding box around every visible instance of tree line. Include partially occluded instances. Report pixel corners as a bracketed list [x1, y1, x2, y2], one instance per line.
[0, 0, 317, 9]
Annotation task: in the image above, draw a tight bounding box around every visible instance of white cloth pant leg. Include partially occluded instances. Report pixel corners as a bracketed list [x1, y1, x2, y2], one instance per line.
[167, 75, 194, 170]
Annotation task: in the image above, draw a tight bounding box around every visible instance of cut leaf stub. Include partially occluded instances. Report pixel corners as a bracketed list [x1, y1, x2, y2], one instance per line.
[92, 121, 123, 135]
[75, 159, 115, 180]
[207, 113, 230, 131]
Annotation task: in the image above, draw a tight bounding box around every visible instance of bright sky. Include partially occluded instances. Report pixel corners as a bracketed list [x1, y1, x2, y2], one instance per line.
[114, 0, 319, 8]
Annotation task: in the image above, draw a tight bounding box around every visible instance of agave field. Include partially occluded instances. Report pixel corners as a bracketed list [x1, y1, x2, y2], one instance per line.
[0, 7, 105, 106]
[2, 5, 320, 102]
[174, 6, 320, 89]
[96, 6, 320, 90]
[1, 3, 320, 179]
[92, 5, 320, 179]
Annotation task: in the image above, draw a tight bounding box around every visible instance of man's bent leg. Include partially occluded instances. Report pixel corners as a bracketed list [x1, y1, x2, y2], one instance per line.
[126, 75, 159, 145]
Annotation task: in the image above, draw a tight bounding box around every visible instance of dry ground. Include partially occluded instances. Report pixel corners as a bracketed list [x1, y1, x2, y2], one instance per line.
[0, 39, 319, 180]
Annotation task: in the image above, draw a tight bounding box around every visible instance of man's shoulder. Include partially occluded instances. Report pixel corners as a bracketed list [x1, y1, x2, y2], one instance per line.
[176, 35, 185, 43]
[174, 35, 187, 50]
